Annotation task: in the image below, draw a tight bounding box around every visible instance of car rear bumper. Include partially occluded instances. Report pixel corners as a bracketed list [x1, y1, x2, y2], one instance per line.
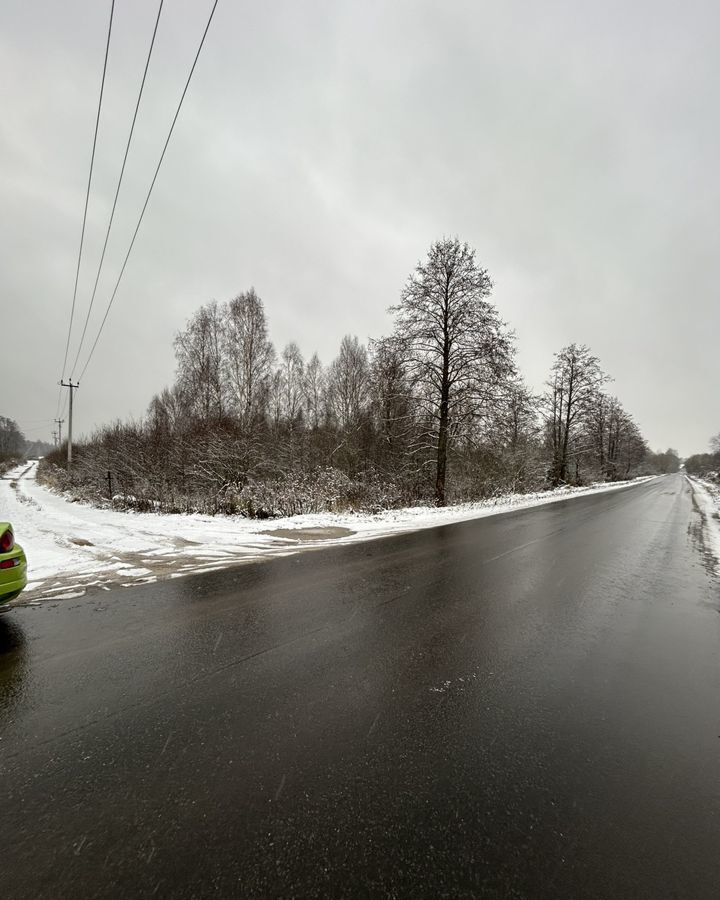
[0, 550, 27, 603]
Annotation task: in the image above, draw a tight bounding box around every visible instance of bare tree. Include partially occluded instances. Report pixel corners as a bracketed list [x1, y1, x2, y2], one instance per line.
[493, 380, 542, 490]
[224, 289, 275, 430]
[546, 343, 610, 485]
[268, 368, 284, 428]
[370, 338, 413, 450]
[327, 335, 369, 430]
[502, 381, 540, 454]
[604, 398, 627, 480]
[605, 407, 647, 479]
[389, 238, 515, 505]
[173, 301, 226, 424]
[279, 342, 305, 424]
[146, 385, 187, 437]
[303, 352, 326, 429]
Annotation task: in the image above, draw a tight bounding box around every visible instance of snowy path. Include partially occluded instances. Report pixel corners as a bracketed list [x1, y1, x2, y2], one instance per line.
[0, 461, 658, 604]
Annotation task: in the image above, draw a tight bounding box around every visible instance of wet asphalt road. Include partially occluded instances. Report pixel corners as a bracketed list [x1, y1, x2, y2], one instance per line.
[1, 474, 719, 899]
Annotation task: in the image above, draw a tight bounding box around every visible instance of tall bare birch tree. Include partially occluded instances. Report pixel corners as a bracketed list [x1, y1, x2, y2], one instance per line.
[224, 289, 275, 430]
[173, 301, 226, 424]
[327, 335, 369, 430]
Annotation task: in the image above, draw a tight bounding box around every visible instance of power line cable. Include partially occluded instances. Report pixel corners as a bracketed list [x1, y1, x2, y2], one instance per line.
[70, 0, 165, 379]
[21, 424, 57, 436]
[77, 0, 220, 383]
[60, 0, 115, 383]
[16, 418, 56, 425]
[55, 384, 64, 419]
[56, 374, 71, 421]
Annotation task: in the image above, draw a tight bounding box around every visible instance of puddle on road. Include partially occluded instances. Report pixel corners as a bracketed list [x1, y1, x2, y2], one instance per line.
[263, 526, 356, 542]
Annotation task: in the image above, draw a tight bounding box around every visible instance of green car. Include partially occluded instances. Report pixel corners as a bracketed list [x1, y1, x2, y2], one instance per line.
[0, 523, 27, 605]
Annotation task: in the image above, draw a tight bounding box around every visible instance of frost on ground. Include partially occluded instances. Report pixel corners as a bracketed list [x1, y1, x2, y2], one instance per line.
[1, 460, 656, 604]
[687, 475, 720, 574]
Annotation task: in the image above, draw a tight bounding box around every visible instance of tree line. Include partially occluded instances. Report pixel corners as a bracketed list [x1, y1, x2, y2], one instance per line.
[685, 433, 720, 480]
[0, 417, 53, 473]
[0, 417, 25, 463]
[40, 238, 669, 516]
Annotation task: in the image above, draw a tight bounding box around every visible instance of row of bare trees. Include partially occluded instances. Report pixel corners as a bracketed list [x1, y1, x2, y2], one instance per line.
[41, 239, 657, 515]
[545, 344, 649, 485]
[685, 433, 720, 479]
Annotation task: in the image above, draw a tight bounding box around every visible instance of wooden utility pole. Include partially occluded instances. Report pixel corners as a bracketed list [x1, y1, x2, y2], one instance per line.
[60, 380, 79, 471]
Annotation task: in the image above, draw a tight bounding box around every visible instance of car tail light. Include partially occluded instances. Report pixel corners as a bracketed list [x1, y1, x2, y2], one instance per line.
[0, 528, 14, 553]
[0, 558, 19, 569]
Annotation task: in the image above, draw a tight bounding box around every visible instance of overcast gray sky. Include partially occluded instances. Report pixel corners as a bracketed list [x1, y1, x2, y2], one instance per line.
[2, 0, 718, 455]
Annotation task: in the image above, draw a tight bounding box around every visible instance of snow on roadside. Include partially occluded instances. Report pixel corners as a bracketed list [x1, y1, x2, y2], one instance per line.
[686, 475, 720, 573]
[1, 460, 658, 604]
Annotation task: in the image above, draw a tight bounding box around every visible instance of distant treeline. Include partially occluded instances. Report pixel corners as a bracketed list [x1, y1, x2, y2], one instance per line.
[0, 416, 53, 473]
[39, 238, 676, 516]
[685, 434, 720, 480]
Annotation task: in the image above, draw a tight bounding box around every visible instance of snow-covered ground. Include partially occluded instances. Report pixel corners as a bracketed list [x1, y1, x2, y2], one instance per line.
[686, 475, 720, 573]
[1, 460, 657, 604]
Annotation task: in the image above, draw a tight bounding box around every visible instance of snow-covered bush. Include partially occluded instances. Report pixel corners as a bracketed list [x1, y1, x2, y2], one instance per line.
[227, 466, 403, 518]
